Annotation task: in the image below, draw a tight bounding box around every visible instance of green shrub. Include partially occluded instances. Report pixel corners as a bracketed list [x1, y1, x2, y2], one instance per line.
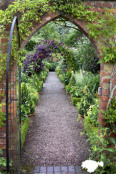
[30, 100, 35, 114]
[84, 116, 98, 146]
[70, 74, 76, 86]
[39, 70, 48, 82]
[21, 83, 35, 118]
[76, 102, 81, 111]
[65, 74, 77, 94]
[30, 90, 39, 105]
[102, 97, 116, 133]
[45, 62, 51, 70]
[75, 71, 100, 95]
[87, 99, 99, 127]
[37, 81, 43, 91]
[65, 84, 71, 93]
[70, 86, 81, 97]
[71, 97, 81, 106]
[65, 71, 99, 99]
[63, 70, 72, 85]
[21, 83, 32, 117]
[25, 40, 37, 51]
[28, 74, 43, 91]
[49, 61, 58, 71]
[0, 103, 5, 128]
[59, 74, 64, 83]
[84, 115, 116, 173]
[21, 72, 30, 83]
[56, 65, 61, 75]
[79, 86, 94, 116]
[21, 118, 29, 148]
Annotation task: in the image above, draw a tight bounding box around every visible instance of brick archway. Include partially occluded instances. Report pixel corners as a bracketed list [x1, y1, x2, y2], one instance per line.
[20, 11, 114, 126]
[0, 1, 116, 172]
[0, 4, 115, 131]
[21, 12, 97, 51]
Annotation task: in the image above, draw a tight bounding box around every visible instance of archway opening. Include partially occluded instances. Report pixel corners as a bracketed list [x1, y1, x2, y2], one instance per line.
[20, 17, 101, 173]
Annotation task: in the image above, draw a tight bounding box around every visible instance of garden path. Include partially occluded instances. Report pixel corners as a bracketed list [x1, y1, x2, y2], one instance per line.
[21, 72, 90, 173]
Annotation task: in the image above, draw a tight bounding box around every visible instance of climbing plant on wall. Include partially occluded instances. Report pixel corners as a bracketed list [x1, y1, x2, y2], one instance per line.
[0, 0, 115, 83]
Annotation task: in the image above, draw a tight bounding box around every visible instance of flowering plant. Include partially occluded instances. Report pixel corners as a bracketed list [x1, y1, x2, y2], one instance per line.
[81, 160, 104, 173]
[23, 45, 50, 74]
[23, 40, 77, 74]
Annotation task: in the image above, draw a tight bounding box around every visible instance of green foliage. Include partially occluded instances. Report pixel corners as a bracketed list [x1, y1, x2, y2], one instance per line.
[72, 38, 100, 73]
[57, 59, 74, 84]
[84, 115, 98, 146]
[0, 106, 8, 173]
[39, 70, 48, 82]
[0, 0, 115, 85]
[0, 149, 6, 168]
[87, 10, 116, 63]
[49, 61, 58, 71]
[83, 97, 116, 174]
[69, 74, 76, 86]
[0, 149, 12, 174]
[21, 118, 29, 148]
[76, 101, 81, 111]
[35, 21, 61, 42]
[71, 97, 81, 106]
[45, 62, 51, 70]
[103, 97, 116, 133]
[70, 86, 79, 97]
[25, 40, 38, 51]
[55, 65, 61, 75]
[75, 71, 100, 95]
[64, 30, 83, 46]
[21, 67, 48, 119]
[63, 70, 72, 85]
[87, 99, 99, 127]
[90, 127, 116, 174]
[21, 82, 35, 118]
[66, 71, 99, 98]
[31, 74, 43, 91]
[59, 74, 64, 83]
[30, 90, 39, 105]
[79, 86, 95, 116]
[0, 104, 5, 128]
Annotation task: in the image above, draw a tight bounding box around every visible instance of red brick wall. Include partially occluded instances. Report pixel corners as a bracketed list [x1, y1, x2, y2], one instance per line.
[98, 63, 116, 126]
[0, 0, 116, 167]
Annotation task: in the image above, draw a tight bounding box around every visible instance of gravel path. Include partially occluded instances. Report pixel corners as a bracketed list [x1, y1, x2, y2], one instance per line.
[21, 72, 90, 168]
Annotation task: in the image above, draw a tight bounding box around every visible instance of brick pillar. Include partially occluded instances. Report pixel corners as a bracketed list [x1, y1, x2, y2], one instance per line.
[0, 30, 9, 156]
[99, 63, 116, 126]
[0, 25, 20, 172]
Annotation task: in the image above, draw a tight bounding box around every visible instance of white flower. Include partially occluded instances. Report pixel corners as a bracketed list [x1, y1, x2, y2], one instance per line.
[98, 161, 104, 167]
[81, 160, 104, 173]
[81, 160, 98, 173]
